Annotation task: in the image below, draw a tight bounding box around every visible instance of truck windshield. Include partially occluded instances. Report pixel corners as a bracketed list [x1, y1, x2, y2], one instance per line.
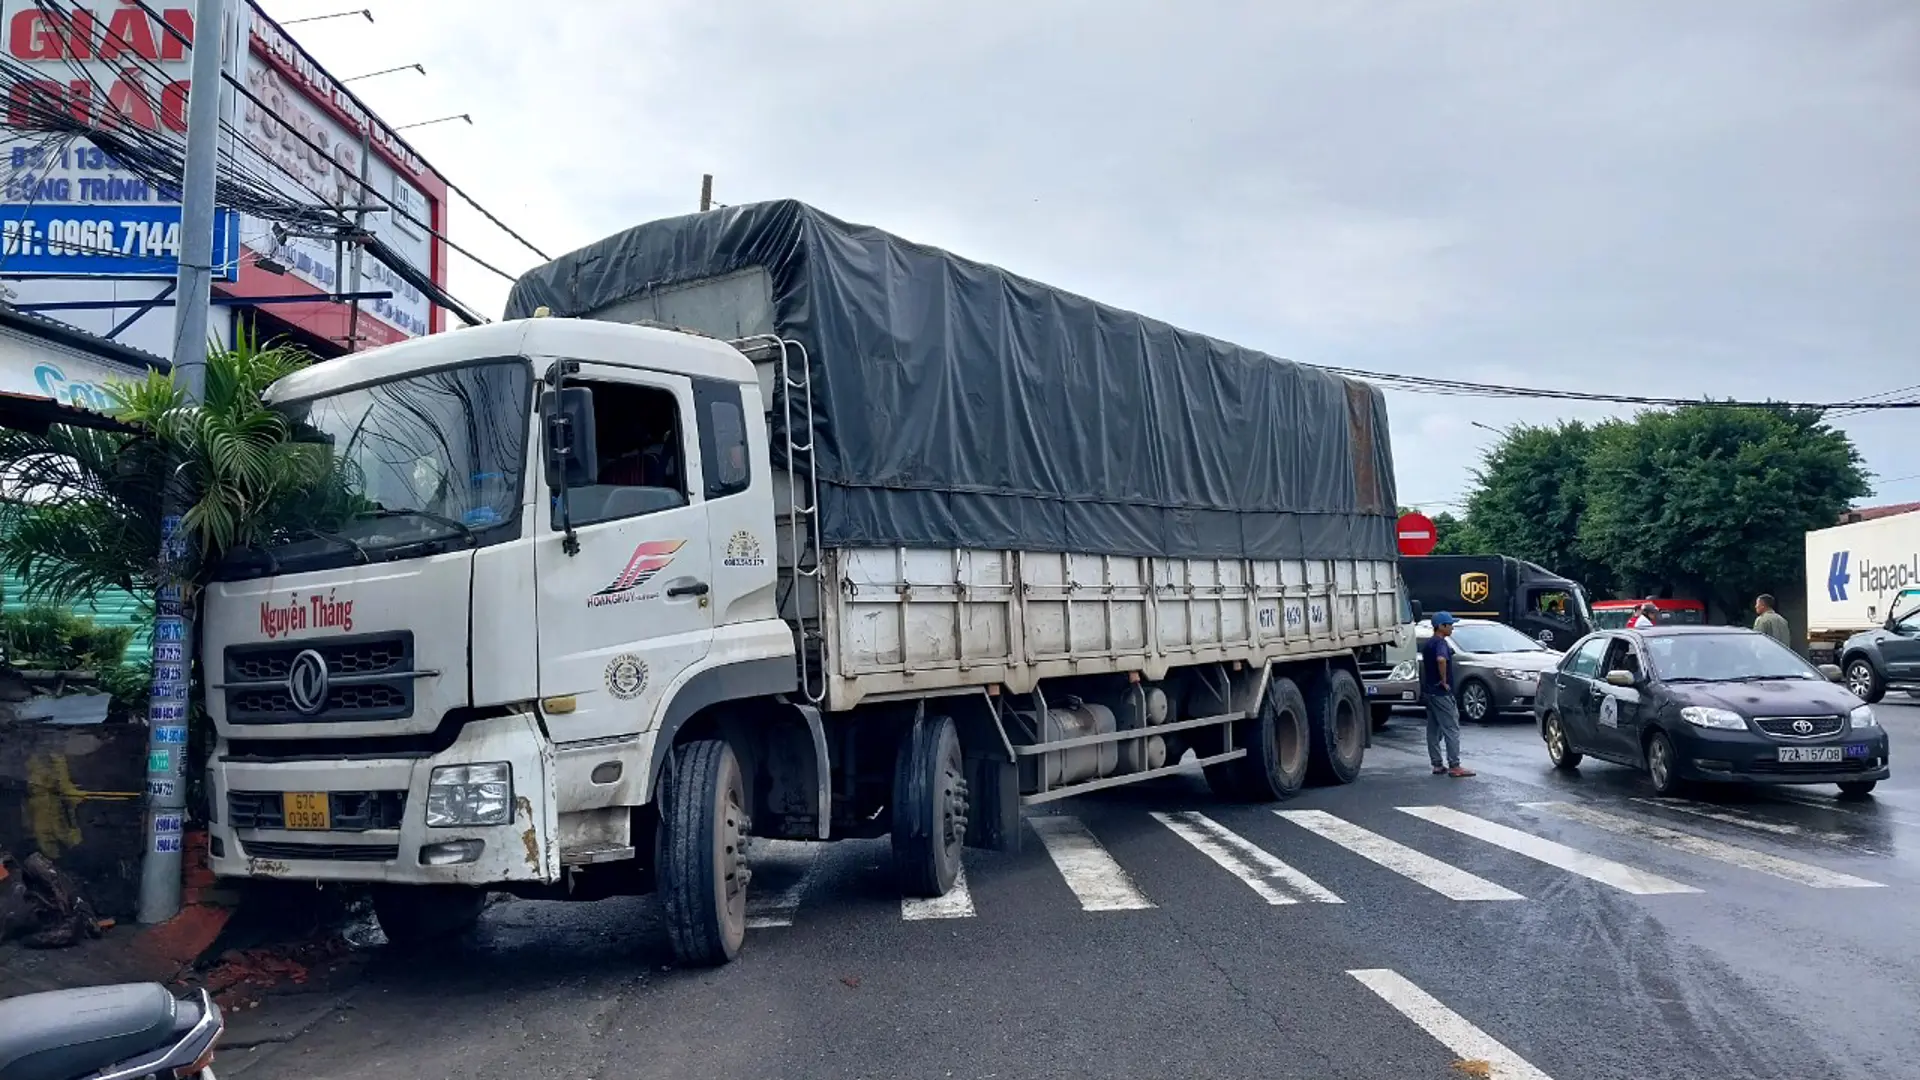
[220, 360, 531, 576]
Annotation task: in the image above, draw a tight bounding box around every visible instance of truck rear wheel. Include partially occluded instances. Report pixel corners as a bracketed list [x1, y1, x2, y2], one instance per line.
[1210, 676, 1311, 802]
[372, 885, 486, 949]
[1307, 669, 1367, 786]
[660, 739, 750, 966]
[893, 714, 968, 898]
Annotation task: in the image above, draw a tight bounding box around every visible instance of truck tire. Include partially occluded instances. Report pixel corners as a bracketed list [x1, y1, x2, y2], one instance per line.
[660, 739, 750, 966]
[372, 885, 487, 949]
[1307, 669, 1367, 785]
[1844, 656, 1886, 704]
[1212, 677, 1312, 802]
[892, 713, 968, 898]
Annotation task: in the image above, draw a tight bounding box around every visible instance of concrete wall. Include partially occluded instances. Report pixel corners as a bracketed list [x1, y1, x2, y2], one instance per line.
[0, 718, 147, 918]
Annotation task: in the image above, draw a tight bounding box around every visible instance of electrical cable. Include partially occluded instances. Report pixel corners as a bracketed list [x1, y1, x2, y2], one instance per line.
[128, 0, 543, 273]
[1310, 363, 1920, 412]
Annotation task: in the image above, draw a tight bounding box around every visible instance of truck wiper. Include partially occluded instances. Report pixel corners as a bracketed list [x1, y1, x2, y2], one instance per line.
[298, 528, 372, 564]
[362, 507, 480, 546]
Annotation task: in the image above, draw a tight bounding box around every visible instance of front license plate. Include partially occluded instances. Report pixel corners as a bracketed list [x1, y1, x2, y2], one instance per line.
[282, 792, 331, 830]
[1777, 747, 1844, 764]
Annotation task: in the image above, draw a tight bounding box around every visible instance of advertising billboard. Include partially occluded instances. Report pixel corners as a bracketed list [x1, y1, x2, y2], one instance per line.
[0, 1, 448, 352]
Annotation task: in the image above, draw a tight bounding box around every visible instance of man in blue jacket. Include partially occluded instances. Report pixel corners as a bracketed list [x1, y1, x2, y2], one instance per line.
[1422, 612, 1475, 778]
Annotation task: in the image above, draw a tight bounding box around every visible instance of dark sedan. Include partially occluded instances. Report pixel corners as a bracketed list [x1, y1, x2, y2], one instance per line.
[1535, 626, 1890, 797]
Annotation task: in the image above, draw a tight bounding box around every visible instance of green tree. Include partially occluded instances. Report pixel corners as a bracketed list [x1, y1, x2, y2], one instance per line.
[1451, 421, 1617, 593]
[1578, 405, 1867, 614]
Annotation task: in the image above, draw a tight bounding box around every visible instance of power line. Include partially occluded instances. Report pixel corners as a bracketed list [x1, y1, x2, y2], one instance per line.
[106, 0, 527, 284]
[190, 0, 552, 263]
[1313, 364, 1920, 412]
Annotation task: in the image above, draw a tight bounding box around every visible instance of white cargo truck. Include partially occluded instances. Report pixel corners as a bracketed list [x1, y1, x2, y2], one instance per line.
[201, 202, 1403, 965]
[1804, 510, 1920, 661]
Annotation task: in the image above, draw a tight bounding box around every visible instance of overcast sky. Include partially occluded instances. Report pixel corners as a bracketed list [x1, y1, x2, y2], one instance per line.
[265, 0, 1920, 513]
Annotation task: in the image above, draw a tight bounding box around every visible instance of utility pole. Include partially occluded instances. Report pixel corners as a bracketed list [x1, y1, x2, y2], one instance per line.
[345, 123, 372, 352]
[140, 0, 226, 926]
[700, 174, 713, 212]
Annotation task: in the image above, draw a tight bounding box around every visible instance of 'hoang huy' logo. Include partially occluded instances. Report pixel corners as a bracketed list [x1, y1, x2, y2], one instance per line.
[589, 540, 685, 607]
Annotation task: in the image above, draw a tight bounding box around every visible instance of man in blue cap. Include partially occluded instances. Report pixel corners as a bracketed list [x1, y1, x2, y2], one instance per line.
[1422, 612, 1475, 777]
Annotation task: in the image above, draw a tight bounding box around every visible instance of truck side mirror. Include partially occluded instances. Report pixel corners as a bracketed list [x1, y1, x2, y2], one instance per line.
[1408, 600, 1424, 622]
[544, 386, 599, 488]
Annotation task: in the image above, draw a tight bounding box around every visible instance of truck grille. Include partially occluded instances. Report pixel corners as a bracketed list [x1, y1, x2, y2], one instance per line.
[227, 790, 406, 831]
[1753, 715, 1845, 739]
[222, 632, 421, 723]
[241, 841, 399, 863]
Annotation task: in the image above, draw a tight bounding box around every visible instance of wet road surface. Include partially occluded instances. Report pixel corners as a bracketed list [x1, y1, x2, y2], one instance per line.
[227, 698, 1920, 1080]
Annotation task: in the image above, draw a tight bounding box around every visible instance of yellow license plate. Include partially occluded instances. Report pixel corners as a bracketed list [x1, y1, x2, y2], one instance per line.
[282, 792, 331, 831]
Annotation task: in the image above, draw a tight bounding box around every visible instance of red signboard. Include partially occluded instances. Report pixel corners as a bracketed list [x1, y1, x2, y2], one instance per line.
[1396, 512, 1438, 557]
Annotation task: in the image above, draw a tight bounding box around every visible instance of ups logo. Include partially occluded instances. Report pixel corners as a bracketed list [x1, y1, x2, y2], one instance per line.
[1459, 572, 1491, 605]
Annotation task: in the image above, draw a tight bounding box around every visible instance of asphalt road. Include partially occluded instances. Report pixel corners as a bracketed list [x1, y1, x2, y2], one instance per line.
[228, 698, 1920, 1080]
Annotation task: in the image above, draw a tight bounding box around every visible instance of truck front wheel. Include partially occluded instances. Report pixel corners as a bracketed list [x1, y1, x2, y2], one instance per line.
[372, 884, 486, 949]
[660, 739, 750, 966]
[892, 713, 967, 897]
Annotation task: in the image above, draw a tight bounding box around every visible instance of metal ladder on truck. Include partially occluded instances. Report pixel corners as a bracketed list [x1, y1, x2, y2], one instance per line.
[732, 335, 827, 705]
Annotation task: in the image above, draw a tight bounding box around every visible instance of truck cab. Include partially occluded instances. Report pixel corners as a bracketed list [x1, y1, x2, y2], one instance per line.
[201, 318, 802, 942]
[1396, 554, 1593, 651]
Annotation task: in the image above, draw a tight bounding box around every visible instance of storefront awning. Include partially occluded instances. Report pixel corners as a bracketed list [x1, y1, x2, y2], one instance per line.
[0, 390, 136, 435]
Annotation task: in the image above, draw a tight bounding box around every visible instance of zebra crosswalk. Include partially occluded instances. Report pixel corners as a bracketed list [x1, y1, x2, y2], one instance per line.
[742, 795, 1892, 930]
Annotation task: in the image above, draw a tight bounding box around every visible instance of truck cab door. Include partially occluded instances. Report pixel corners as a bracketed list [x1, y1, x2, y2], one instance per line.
[533, 364, 713, 742]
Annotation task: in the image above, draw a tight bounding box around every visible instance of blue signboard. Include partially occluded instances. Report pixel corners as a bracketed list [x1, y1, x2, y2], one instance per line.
[0, 204, 240, 280]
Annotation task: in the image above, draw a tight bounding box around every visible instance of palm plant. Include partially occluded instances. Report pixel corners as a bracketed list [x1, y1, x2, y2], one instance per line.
[0, 331, 331, 607]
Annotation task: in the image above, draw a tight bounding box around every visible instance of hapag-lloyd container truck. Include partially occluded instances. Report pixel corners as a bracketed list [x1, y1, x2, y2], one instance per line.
[201, 201, 1403, 964]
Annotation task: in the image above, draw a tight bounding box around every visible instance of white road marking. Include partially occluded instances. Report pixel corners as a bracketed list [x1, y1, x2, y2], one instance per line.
[1524, 802, 1884, 889]
[745, 841, 819, 928]
[1348, 969, 1554, 1080]
[1397, 805, 1701, 895]
[899, 863, 975, 920]
[1151, 810, 1343, 905]
[1275, 809, 1525, 901]
[1629, 797, 1854, 844]
[1770, 789, 1920, 828]
[1028, 815, 1155, 911]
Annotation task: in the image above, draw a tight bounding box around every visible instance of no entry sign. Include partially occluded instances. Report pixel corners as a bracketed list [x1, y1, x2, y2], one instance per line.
[1396, 512, 1438, 557]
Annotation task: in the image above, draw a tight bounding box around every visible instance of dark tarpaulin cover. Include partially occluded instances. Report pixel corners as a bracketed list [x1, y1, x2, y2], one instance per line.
[504, 200, 1398, 562]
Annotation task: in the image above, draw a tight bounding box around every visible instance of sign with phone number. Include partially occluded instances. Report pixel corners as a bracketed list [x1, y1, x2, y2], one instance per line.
[0, 204, 240, 280]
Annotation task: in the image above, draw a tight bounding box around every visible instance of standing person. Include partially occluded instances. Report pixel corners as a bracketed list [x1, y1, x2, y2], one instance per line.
[1628, 602, 1659, 629]
[1754, 594, 1793, 651]
[1421, 612, 1474, 778]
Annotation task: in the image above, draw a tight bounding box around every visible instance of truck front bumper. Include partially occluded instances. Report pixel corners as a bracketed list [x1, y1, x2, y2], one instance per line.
[207, 712, 561, 886]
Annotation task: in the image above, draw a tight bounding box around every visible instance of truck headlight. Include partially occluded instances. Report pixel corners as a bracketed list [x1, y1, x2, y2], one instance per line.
[1390, 661, 1417, 682]
[427, 763, 512, 827]
[1850, 704, 1877, 729]
[1680, 706, 1747, 730]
